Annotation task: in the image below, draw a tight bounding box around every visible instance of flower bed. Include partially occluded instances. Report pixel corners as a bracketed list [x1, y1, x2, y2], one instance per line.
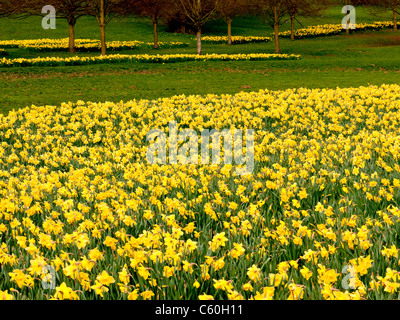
[0, 38, 189, 52]
[200, 36, 272, 44]
[280, 21, 400, 39]
[0, 53, 301, 68]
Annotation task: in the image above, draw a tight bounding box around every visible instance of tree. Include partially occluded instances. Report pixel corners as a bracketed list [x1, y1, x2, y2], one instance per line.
[166, 10, 194, 34]
[9, 0, 89, 53]
[87, 0, 124, 55]
[251, 0, 289, 53]
[286, 0, 330, 40]
[119, 0, 170, 49]
[0, 0, 24, 17]
[41, 0, 89, 53]
[48, 0, 90, 53]
[173, 0, 220, 55]
[384, 0, 399, 30]
[216, 0, 248, 45]
[357, 0, 400, 31]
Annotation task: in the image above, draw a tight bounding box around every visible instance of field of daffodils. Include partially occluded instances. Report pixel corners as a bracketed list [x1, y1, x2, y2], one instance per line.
[1, 84, 400, 300]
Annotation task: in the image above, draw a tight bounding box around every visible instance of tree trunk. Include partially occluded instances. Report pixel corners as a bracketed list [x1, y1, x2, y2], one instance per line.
[153, 16, 159, 49]
[196, 27, 202, 55]
[227, 17, 232, 45]
[345, 0, 349, 35]
[68, 21, 76, 53]
[273, 6, 280, 54]
[100, 24, 106, 56]
[100, 0, 106, 56]
[394, 7, 398, 31]
[290, 14, 295, 41]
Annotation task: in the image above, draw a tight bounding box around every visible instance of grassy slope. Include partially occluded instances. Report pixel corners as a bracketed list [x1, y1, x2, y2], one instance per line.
[0, 6, 399, 114]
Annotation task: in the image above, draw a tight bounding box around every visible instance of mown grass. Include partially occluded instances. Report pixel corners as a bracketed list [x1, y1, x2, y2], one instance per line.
[0, 6, 398, 114]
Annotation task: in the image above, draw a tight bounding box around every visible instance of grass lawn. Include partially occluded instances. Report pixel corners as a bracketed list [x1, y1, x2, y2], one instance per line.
[0, 6, 399, 114]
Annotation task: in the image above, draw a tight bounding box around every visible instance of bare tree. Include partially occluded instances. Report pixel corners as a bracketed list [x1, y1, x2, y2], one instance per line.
[386, 0, 400, 30]
[286, 0, 330, 40]
[6, 0, 89, 53]
[119, 0, 170, 49]
[356, 0, 400, 31]
[87, 0, 124, 55]
[173, 0, 220, 55]
[216, 0, 248, 45]
[165, 7, 195, 34]
[0, 0, 25, 17]
[33, 0, 89, 53]
[251, 0, 289, 53]
[49, 0, 90, 53]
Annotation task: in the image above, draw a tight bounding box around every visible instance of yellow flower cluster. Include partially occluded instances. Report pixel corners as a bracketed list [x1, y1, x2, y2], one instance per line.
[21, 39, 141, 51]
[280, 20, 400, 39]
[0, 38, 189, 51]
[0, 38, 95, 49]
[0, 53, 301, 68]
[1, 84, 400, 300]
[200, 36, 272, 44]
